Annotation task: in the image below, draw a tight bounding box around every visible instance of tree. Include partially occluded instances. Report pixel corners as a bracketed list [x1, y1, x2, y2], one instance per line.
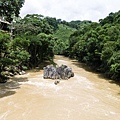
[67, 10, 120, 81]
[0, 0, 25, 22]
[45, 17, 58, 31]
[27, 33, 54, 67]
[0, 31, 10, 69]
[14, 14, 53, 36]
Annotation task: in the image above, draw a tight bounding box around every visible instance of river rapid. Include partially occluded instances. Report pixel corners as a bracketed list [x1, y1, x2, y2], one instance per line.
[0, 55, 120, 120]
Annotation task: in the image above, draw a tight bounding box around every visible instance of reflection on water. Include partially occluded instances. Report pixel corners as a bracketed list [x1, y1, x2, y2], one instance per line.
[0, 55, 120, 120]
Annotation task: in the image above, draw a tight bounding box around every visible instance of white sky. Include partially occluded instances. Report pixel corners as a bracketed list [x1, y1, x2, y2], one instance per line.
[20, 0, 120, 22]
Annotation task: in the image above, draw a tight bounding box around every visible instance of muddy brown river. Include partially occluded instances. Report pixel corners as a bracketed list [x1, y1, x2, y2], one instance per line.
[0, 55, 120, 120]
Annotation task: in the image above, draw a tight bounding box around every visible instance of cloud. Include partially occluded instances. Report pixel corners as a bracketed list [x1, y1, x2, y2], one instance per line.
[20, 0, 120, 22]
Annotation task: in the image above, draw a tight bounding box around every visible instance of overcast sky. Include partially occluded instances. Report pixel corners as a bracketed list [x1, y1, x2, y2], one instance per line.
[20, 0, 120, 22]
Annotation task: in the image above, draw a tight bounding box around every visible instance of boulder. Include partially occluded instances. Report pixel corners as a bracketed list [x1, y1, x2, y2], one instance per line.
[43, 64, 74, 80]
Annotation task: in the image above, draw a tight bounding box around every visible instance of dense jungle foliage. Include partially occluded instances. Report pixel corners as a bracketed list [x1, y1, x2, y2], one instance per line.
[67, 11, 120, 81]
[0, 0, 120, 82]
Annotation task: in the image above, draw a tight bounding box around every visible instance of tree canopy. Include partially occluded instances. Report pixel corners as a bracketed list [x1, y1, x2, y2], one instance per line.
[66, 10, 120, 81]
[0, 0, 25, 22]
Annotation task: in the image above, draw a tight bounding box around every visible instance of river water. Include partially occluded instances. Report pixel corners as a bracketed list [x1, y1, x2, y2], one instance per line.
[0, 55, 120, 120]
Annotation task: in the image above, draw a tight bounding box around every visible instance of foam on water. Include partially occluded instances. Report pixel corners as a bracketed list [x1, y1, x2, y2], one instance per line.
[0, 110, 10, 120]
[19, 80, 62, 91]
[74, 74, 94, 90]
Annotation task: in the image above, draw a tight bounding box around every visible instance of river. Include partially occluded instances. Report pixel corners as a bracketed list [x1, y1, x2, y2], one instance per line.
[0, 55, 120, 120]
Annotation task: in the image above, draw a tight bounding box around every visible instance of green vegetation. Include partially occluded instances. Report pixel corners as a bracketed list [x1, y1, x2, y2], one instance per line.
[0, 0, 120, 82]
[0, 12, 56, 82]
[53, 24, 76, 55]
[67, 11, 120, 81]
[0, 0, 25, 22]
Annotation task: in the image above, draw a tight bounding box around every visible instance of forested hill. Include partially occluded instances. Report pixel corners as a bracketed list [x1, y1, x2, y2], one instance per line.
[67, 10, 120, 81]
[99, 10, 120, 25]
[0, 0, 120, 83]
[52, 19, 92, 55]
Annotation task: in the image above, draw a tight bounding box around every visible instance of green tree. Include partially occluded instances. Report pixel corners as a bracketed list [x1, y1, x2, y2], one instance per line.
[9, 36, 30, 66]
[14, 14, 53, 35]
[45, 17, 58, 31]
[27, 33, 54, 68]
[0, 0, 25, 22]
[0, 31, 11, 69]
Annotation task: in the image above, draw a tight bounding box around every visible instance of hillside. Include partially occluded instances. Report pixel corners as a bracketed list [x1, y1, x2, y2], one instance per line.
[53, 24, 76, 55]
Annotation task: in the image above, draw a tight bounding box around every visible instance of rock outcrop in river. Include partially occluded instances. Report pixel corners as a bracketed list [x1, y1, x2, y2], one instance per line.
[43, 64, 74, 80]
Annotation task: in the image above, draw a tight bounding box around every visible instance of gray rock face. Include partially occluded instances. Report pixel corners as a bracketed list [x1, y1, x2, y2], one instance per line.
[43, 65, 74, 80]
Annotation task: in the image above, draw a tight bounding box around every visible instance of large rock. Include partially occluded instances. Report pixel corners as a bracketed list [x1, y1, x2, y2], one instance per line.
[43, 64, 74, 80]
